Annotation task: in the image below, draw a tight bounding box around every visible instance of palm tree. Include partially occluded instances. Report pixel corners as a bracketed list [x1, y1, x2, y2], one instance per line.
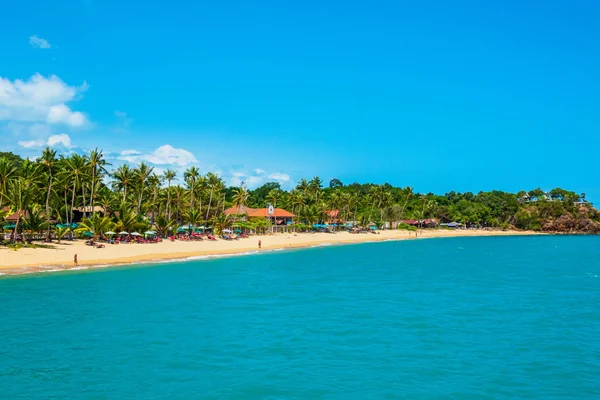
[61, 154, 87, 224]
[40, 147, 58, 218]
[399, 186, 414, 219]
[6, 178, 34, 243]
[309, 176, 322, 202]
[163, 169, 177, 219]
[184, 209, 204, 233]
[135, 162, 154, 214]
[0, 157, 18, 210]
[210, 213, 230, 235]
[87, 148, 109, 215]
[112, 164, 134, 203]
[205, 172, 221, 221]
[184, 166, 200, 212]
[23, 204, 49, 242]
[76, 214, 115, 239]
[231, 187, 249, 231]
[288, 189, 304, 226]
[147, 173, 161, 225]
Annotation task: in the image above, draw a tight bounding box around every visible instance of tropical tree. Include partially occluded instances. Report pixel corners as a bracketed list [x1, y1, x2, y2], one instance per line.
[87, 148, 109, 215]
[163, 169, 177, 219]
[0, 157, 18, 210]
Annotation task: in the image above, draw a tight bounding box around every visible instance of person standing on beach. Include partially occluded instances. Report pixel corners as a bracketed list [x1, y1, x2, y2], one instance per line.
[258, 240, 262, 249]
[74, 254, 78, 267]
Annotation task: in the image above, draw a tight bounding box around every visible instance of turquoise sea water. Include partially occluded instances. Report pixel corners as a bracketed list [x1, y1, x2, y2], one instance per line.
[1, 235, 599, 399]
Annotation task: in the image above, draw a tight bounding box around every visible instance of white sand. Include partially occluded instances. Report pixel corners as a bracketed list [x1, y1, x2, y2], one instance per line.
[0, 229, 541, 275]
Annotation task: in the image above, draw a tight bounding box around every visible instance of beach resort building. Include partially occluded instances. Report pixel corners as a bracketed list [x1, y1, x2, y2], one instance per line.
[224, 206, 295, 226]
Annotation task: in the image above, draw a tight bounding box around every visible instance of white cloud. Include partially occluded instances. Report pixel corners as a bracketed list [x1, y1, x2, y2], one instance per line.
[0, 74, 89, 127]
[46, 133, 72, 148]
[18, 139, 45, 148]
[118, 144, 197, 166]
[269, 172, 290, 182]
[29, 35, 51, 49]
[18, 133, 72, 149]
[120, 149, 140, 156]
[224, 168, 293, 189]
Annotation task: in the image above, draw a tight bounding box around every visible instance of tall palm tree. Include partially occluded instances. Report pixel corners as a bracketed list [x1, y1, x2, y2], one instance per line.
[112, 164, 134, 203]
[184, 166, 200, 212]
[163, 169, 177, 219]
[40, 147, 58, 219]
[399, 186, 414, 219]
[147, 173, 161, 225]
[288, 189, 304, 226]
[135, 162, 154, 214]
[205, 172, 221, 221]
[309, 176, 322, 203]
[0, 157, 18, 210]
[231, 186, 249, 231]
[87, 148, 109, 215]
[61, 154, 87, 224]
[6, 178, 34, 243]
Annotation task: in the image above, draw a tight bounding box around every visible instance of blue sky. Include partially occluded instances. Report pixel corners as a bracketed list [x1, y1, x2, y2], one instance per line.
[1, 0, 599, 198]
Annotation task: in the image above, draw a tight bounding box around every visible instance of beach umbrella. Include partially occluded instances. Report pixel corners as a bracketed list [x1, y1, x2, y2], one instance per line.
[144, 230, 156, 235]
[119, 231, 129, 235]
[83, 231, 94, 237]
[130, 232, 141, 236]
[222, 229, 232, 233]
[105, 231, 116, 236]
[3, 223, 16, 229]
[176, 227, 187, 233]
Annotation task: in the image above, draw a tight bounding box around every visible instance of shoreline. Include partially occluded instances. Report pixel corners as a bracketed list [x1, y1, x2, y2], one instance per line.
[0, 229, 543, 276]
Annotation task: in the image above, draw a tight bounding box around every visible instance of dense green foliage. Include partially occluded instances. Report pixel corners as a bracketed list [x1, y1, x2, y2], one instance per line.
[1, 147, 599, 245]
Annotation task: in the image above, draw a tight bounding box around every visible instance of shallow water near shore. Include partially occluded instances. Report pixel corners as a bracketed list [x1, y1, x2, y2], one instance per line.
[1, 236, 599, 399]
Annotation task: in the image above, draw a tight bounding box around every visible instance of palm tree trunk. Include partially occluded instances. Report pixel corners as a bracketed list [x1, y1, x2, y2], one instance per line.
[71, 181, 77, 225]
[89, 168, 95, 215]
[205, 189, 213, 221]
[167, 182, 171, 219]
[46, 173, 53, 239]
[151, 188, 157, 226]
[13, 214, 21, 244]
[82, 183, 87, 218]
[64, 188, 69, 224]
[137, 189, 143, 214]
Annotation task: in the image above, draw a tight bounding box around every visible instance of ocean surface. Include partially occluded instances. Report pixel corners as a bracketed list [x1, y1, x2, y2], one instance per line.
[1, 235, 599, 399]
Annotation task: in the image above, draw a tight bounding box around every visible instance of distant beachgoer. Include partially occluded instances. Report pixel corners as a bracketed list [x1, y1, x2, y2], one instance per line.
[258, 240, 262, 249]
[74, 254, 78, 267]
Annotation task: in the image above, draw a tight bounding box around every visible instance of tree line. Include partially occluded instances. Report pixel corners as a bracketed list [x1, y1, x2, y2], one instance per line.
[1, 148, 599, 244]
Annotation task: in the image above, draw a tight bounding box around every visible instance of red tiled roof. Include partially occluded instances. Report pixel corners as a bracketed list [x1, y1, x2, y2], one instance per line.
[327, 210, 340, 217]
[247, 208, 295, 218]
[224, 206, 256, 215]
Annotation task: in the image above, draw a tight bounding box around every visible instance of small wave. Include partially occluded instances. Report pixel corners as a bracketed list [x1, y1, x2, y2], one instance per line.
[40, 268, 66, 273]
[586, 272, 598, 278]
[310, 243, 333, 248]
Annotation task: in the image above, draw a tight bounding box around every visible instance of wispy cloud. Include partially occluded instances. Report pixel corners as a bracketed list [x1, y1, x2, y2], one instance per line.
[18, 133, 73, 149]
[29, 35, 51, 49]
[118, 144, 197, 166]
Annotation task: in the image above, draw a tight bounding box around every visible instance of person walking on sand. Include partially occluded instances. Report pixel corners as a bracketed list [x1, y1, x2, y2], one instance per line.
[258, 240, 262, 249]
[74, 253, 78, 267]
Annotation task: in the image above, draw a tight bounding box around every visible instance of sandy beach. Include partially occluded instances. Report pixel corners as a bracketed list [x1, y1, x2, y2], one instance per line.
[0, 229, 542, 275]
